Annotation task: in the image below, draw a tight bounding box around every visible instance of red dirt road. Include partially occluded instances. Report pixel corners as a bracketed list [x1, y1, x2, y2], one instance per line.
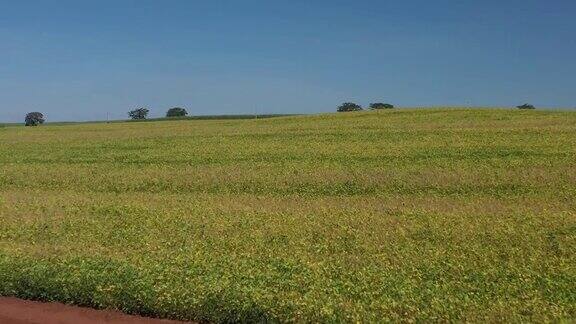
[0, 297, 189, 324]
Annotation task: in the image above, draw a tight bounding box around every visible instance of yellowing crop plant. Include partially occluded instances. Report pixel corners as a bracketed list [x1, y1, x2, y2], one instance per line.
[0, 108, 575, 322]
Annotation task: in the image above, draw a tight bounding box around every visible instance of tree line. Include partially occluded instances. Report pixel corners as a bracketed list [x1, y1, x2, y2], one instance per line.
[22, 107, 188, 126]
[337, 102, 394, 112]
[336, 102, 538, 112]
[22, 103, 538, 126]
[128, 107, 188, 120]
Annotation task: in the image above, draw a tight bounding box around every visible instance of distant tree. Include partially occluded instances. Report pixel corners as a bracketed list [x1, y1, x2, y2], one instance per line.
[25, 112, 45, 126]
[128, 108, 149, 120]
[370, 103, 394, 109]
[337, 102, 363, 112]
[166, 107, 188, 117]
[517, 103, 535, 110]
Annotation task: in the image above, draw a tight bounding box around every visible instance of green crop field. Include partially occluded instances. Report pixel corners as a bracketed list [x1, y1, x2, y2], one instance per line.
[0, 108, 575, 322]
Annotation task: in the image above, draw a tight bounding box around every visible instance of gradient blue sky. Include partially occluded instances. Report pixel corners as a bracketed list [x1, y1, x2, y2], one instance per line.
[1, 0, 575, 122]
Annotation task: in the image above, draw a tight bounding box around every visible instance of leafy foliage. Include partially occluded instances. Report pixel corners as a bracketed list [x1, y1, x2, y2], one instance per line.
[166, 107, 188, 117]
[24, 112, 45, 126]
[370, 103, 394, 109]
[128, 108, 149, 120]
[337, 102, 362, 112]
[517, 103, 536, 110]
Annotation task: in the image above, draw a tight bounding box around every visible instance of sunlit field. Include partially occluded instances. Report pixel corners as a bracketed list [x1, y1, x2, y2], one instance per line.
[0, 108, 575, 322]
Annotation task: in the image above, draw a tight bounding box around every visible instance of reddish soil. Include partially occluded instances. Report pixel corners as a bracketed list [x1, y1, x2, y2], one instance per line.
[0, 297, 189, 324]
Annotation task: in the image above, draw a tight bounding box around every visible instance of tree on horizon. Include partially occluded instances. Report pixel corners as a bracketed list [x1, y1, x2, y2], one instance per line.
[337, 102, 363, 112]
[166, 107, 188, 117]
[370, 103, 394, 109]
[25, 112, 45, 126]
[517, 103, 536, 110]
[128, 108, 149, 120]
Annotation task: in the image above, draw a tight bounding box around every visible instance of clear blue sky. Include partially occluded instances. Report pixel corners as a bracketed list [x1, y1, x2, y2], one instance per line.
[1, 0, 575, 122]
